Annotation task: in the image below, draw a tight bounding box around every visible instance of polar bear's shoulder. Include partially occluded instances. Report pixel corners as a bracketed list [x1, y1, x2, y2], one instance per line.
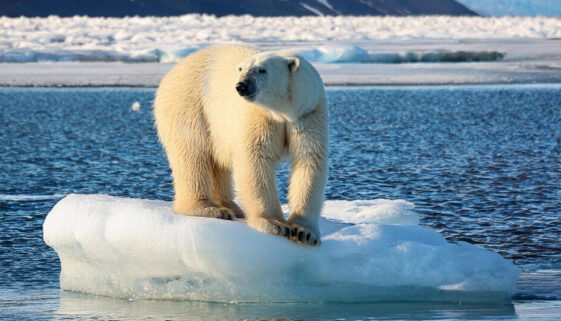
[187, 45, 260, 65]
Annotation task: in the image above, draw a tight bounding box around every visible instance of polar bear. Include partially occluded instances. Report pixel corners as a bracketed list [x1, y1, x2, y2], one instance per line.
[154, 45, 327, 246]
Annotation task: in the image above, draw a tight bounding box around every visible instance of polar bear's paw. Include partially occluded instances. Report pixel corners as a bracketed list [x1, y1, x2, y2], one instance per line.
[195, 206, 237, 220]
[174, 202, 237, 221]
[286, 217, 320, 246]
[247, 217, 320, 246]
[247, 217, 292, 240]
[221, 201, 245, 219]
[289, 224, 320, 247]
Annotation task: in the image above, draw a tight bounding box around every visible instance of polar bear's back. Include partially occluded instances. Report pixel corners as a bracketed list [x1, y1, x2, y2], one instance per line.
[154, 45, 258, 116]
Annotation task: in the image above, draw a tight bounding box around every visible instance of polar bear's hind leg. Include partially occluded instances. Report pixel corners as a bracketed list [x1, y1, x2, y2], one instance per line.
[211, 165, 245, 219]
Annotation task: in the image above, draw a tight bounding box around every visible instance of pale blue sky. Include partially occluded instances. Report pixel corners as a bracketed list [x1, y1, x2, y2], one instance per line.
[457, 0, 561, 16]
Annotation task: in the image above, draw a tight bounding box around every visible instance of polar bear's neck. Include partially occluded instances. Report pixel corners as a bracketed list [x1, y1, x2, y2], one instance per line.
[264, 106, 298, 123]
[252, 99, 299, 123]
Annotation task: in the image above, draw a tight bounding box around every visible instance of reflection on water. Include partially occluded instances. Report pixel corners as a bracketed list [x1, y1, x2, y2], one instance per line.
[57, 293, 517, 321]
[4, 289, 561, 321]
[1, 290, 516, 321]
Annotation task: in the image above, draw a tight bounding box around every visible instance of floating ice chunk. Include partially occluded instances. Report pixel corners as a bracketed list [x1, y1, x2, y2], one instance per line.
[159, 48, 198, 64]
[295, 46, 504, 64]
[130, 101, 141, 111]
[43, 194, 520, 303]
[299, 46, 371, 63]
[0, 193, 65, 201]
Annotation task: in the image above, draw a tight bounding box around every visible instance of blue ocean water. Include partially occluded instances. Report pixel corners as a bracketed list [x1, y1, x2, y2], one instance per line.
[0, 85, 560, 320]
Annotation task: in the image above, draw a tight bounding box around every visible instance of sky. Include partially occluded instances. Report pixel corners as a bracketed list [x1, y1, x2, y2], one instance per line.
[457, 0, 561, 17]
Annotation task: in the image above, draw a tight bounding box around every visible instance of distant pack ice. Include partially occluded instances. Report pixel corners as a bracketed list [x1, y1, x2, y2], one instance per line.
[1, 15, 560, 63]
[43, 194, 520, 303]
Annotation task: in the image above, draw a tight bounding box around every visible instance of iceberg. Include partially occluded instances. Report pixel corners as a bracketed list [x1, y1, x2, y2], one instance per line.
[43, 194, 520, 303]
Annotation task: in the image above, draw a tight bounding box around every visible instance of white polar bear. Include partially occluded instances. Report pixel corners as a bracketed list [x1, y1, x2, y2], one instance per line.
[154, 45, 328, 246]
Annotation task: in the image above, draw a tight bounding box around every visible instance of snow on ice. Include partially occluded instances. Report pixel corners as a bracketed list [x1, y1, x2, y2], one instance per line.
[1, 15, 560, 63]
[43, 194, 520, 303]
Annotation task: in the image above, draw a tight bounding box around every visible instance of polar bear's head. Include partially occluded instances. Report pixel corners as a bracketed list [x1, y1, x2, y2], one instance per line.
[236, 51, 324, 121]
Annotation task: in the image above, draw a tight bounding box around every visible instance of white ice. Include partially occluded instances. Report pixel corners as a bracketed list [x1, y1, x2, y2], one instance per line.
[1, 15, 560, 86]
[1, 15, 560, 63]
[43, 194, 520, 303]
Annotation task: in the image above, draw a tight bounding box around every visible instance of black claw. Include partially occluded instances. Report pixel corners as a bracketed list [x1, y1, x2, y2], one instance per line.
[284, 227, 290, 237]
[291, 228, 297, 237]
[297, 231, 304, 241]
[313, 240, 318, 246]
[306, 233, 311, 241]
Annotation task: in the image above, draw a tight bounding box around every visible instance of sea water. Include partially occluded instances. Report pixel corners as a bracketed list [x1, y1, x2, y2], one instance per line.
[1, 85, 560, 320]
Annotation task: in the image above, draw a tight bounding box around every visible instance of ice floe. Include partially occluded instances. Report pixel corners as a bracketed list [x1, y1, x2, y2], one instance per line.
[43, 194, 520, 302]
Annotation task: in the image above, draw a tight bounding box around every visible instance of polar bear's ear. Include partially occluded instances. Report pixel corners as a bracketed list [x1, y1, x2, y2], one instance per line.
[287, 57, 300, 72]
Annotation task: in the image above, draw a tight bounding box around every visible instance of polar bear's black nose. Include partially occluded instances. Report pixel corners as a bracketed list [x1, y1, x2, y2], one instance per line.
[236, 82, 249, 96]
[236, 80, 256, 98]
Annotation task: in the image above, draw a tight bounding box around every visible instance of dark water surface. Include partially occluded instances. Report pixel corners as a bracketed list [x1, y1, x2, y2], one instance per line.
[1, 85, 560, 320]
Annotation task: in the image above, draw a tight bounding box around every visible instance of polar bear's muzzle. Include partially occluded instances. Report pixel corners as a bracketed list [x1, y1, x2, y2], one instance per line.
[235, 79, 257, 99]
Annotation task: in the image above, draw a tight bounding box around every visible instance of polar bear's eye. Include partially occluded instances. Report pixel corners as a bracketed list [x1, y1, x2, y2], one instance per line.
[258, 68, 266, 74]
[238, 67, 242, 72]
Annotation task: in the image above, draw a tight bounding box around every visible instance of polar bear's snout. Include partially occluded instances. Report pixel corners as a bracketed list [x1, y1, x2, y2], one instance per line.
[235, 79, 256, 98]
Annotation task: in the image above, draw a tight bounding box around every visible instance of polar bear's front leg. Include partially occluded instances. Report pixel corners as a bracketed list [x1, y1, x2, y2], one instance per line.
[286, 155, 327, 246]
[233, 154, 291, 238]
[286, 108, 328, 246]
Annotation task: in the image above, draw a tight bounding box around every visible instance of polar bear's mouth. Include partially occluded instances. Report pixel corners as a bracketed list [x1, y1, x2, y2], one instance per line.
[244, 93, 258, 101]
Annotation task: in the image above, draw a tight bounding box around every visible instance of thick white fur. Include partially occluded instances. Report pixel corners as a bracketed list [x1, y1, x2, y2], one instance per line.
[154, 45, 328, 245]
